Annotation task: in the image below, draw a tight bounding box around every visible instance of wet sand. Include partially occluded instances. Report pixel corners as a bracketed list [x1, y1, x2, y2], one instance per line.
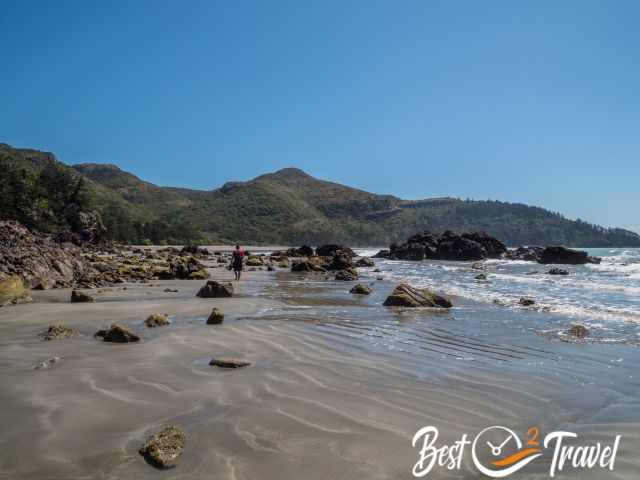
[0, 266, 639, 479]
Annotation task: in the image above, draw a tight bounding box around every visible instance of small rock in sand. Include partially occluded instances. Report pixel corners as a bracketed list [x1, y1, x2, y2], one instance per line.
[71, 290, 94, 303]
[139, 425, 186, 469]
[209, 358, 251, 369]
[43, 324, 78, 340]
[145, 313, 170, 328]
[34, 356, 62, 370]
[349, 284, 372, 295]
[163, 288, 179, 293]
[207, 307, 224, 325]
[95, 323, 140, 343]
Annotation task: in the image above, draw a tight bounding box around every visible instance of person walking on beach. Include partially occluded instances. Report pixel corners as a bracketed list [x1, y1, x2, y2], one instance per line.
[231, 244, 245, 281]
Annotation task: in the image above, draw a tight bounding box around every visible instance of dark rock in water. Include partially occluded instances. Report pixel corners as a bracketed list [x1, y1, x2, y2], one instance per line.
[145, 313, 170, 328]
[518, 297, 536, 306]
[286, 245, 314, 257]
[566, 324, 590, 338]
[207, 307, 224, 325]
[163, 288, 179, 293]
[355, 257, 375, 268]
[139, 425, 186, 469]
[335, 269, 358, 281]
[538, 246, 601, 265]
[373, 268, 382, 273]
[436, 235, 485, 261]
[291, 260, 325, 272]
[315, 244, 355, 258]
[196, 281, 233, 298]
[349, 283, 371, 295]
[71, 290, 94, 303]
[503, 246, 544, 262]
[383, 283, 452, 308]
[43, 324, 78, 340]
[327, 252, 355, 271]
[95, 323, 140, 343]
[372, 249, 390, 259]
[0, 275, 32, 307]
[267, 265, 275, 271]
[471, 262, 485, 271]
[526, 271, 540, 275]
[460, 232, 508, 258]
[209, 358, 251, 369]
[474, 273, 488, 281]
[392, 242, 427, 261]
[548, 268, 569, 275]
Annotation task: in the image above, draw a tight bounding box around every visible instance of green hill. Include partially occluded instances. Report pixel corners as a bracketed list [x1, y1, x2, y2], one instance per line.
[1, 143, 639, 247]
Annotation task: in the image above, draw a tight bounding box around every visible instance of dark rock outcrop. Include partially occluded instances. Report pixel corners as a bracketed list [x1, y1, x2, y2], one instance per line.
[383, 283, 452, 308]
[518, 297, 536, 306]
[372, 249, 390, 258]
[538, 246, 601, 265]
[315, 244, 355, 258]
[196, 281, 234, 298]
[566, 324, 589, 338]
[291, 260, 325, 272]
[335, 269, 358, 281]
[503, 246, 544, 262]
[71, 290, 94, 303]
[355, 257, 375, 268]
[389, 230, 506, 261]
[139, 425, 186, 469]
[95, 323, 140, 343]
[285, 245, 314, 257]
[547, 268, 569, 275]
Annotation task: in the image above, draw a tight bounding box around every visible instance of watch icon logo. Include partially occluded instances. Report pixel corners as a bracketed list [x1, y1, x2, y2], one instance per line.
[471, 426, 542, 478]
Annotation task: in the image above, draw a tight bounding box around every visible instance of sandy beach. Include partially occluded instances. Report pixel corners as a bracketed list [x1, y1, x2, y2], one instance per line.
[1, 256, 639, 479]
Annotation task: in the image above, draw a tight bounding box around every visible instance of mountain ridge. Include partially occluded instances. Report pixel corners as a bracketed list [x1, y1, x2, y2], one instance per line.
[2, 143, 639, 247]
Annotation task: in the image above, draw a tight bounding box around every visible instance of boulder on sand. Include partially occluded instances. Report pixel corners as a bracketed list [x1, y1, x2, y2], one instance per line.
[383, 283, 452, 308]
[538, 246, 600, 265]
[350, 284, 371, 295]
[95, 323, 140, 343]
[196, 281, 234, 298]
[335, 269, 358, 281]
[0, 275, 32, 307]
[71, 290, 94, 303]
[209, 358, 251, 369]
[43, 324, 78, 340]
[139, 425, 186, 469]
[145, 313, 170, 327]
[207, 307, 224, 324]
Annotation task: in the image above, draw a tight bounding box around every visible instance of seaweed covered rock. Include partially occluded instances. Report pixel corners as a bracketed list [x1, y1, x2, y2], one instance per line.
[196, 280, 234, 298]
[145, 313, 170, 327]
[335, 268, 358, 281]
[350, 284, 371, 295]
[207, 307, 224, 325]
[209, 358, 251, 369]
[139, 425, 186, 469]
[383, 283, 452, 308]
[566, 324, 590, 338]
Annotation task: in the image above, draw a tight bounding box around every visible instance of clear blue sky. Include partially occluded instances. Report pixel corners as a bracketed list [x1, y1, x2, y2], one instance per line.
[1, 1, 638, 231]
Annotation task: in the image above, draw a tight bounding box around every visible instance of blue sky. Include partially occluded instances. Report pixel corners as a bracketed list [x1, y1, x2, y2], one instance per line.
[1, 1, 638, 231]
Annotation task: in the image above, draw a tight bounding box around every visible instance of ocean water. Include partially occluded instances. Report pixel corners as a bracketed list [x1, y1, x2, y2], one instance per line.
[355, 247, 640, 344]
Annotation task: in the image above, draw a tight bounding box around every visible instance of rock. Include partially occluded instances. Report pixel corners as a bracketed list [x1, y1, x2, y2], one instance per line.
[383, 283, 452, 308]
[43, 324, 78, 340]
[95, 323, 140, 343]
[372, 249, 390, 258]
[460, 232, 507, 258]
[188, 269, 210, 280]
[245, 256, 263, 267]
[163, 288, 179, 293]
[526, 271, 540, 275]
[355, 257, 375, 267]
[566, 324, 589, 338]
[503, 246, 544, 262]
[209, 358, 251, 369]
[0, 221, 91, 289]
[34, 356, 62, 370]
[471, 262, 485, 271]
[474, 273, 488, 281]
[349, 284, 371, 295]
[538, 246, 601, 265]
[139, 425, 186, 469]
[71, 290, 94, 303]
[315, 244, 355, 258]
[267, 265, 275, 271]
[145, 313, 170, 327]
[436, 235, 485, 261]
[518, 297, 536, 306]
[548, 268, 569, 275]
[285, 246, 314, 257]
[0, 275, 32, 307]
[327, 252, 355, 271]
[335, 269, 358, 281]
[207, 307, 224, 325]
[291, 260, 325, 272]
[196, 281, 233, 298]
